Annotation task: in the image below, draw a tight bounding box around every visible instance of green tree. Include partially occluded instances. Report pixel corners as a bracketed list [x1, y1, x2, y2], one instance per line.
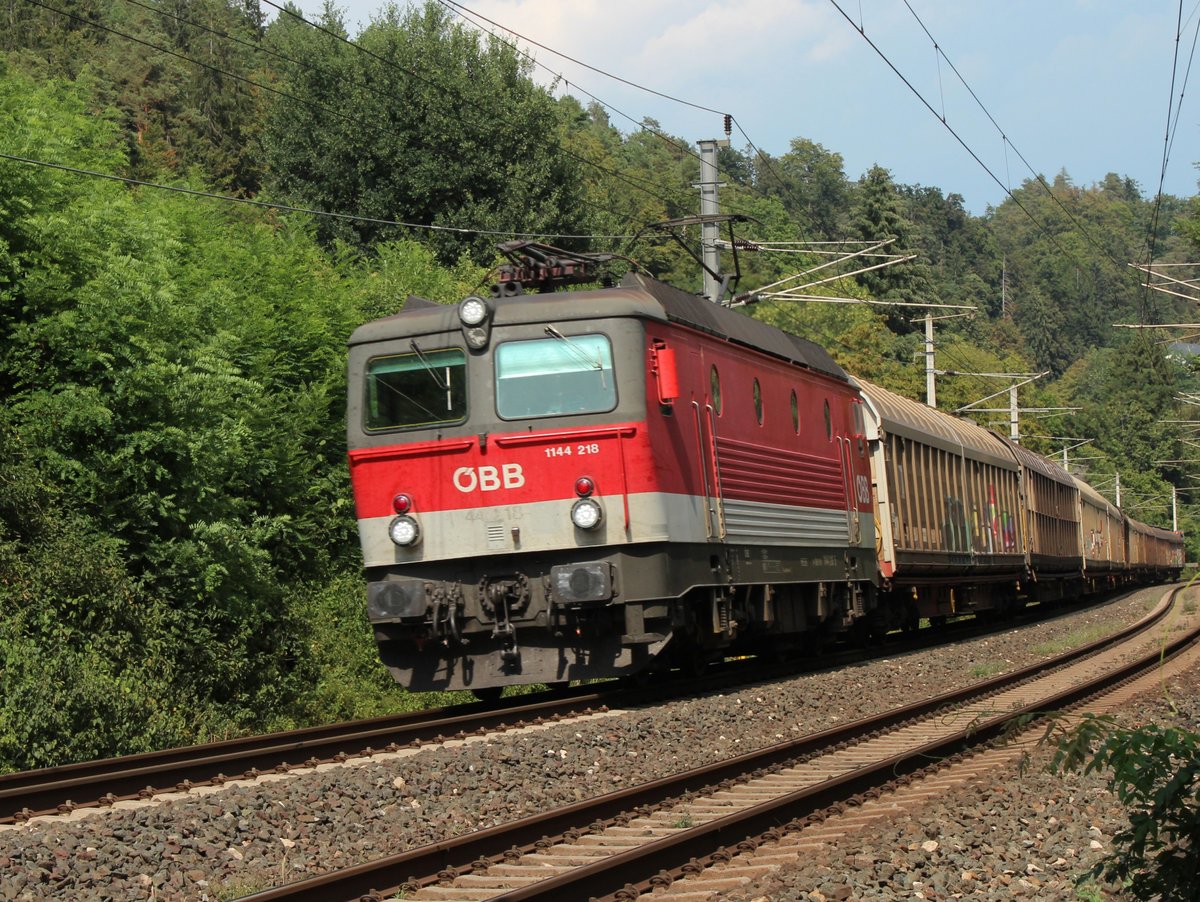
[764, 137, 849, 240]
[5, 0, 268, 189]
[262, 0, 586, 263]
[0, 68, 466, 768]
[848, 164, 935, 329]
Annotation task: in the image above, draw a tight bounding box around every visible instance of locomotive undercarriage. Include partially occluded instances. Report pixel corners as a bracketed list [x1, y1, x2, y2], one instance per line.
[366, 541, 879, 692]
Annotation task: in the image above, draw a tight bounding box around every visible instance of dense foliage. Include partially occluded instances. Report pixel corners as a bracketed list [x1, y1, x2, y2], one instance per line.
[1, 0, 1198, 771]
[262, 2, 588, 262]
[0, 60, 482, 769]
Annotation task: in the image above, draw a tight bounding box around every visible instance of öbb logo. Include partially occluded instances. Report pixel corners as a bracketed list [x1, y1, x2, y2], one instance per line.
[453, 464, 525, 493]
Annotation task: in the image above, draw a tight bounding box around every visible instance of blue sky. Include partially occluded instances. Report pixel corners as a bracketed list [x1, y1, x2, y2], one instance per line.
[288, 1, 1199, 215]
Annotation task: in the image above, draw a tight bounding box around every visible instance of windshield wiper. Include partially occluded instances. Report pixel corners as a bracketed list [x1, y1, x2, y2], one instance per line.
[544, 326, 603, 371]
[410, 340, 448, 390]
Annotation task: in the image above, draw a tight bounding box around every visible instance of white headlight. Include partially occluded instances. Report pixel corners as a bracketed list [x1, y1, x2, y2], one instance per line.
[459, 296, 489, 326]
[388, 515, 421, 546]
[570, 498, 603, 530]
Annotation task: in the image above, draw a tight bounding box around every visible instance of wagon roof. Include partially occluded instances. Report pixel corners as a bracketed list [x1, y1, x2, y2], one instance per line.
[993, 435, 1076, 489]
[854, 377, 1017, 468]
[1072, 475, 1120, 517]
[348, 272, 848, 381]
[1127, 517, 1182, 541]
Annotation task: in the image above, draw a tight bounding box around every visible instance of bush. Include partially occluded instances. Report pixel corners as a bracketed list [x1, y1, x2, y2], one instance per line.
[1048, 713, 1200, 899]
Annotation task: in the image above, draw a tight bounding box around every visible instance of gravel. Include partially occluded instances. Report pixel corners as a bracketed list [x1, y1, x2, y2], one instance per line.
[0, 586, 1178, 901]
[727, 628, 1200, 901]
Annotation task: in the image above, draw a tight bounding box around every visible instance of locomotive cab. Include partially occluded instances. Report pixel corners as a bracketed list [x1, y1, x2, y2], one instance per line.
[348, 282, 676, 692]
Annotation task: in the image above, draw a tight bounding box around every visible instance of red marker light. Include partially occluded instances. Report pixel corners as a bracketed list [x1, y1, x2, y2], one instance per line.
[392, 493, 413, 514]
[574, 477, 594, 497]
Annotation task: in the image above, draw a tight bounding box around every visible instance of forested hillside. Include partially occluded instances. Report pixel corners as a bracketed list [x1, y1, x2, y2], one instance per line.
[2, 0, 1198, 771]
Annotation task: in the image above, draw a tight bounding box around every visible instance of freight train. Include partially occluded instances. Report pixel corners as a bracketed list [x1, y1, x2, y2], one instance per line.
[346, 248, 1184, 695]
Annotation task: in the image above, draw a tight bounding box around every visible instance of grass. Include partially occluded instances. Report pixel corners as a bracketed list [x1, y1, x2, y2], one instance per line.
[1031, 623, 1115, 657]
[969, 661, 1007, 678]
[213, 881, 267, 901]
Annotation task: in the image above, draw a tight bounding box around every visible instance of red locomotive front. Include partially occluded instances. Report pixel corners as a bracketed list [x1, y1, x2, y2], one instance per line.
[348, 282, 684, 694]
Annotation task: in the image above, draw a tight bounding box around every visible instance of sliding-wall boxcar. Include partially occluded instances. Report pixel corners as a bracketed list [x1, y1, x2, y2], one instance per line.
[1074, 476, 1125, 589]
[1126, 518, 1185, 579]
[998, 437, 1082, 600]
[856, 378, 1024, 622]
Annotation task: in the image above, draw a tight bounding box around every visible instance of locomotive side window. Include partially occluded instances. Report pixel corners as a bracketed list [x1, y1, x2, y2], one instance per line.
[790, 389, 799, 433]
[495, 333, 616, 419]
[753, 378, 763, 425]
[823, 399, 832, 440]
[710, 365, 722, 415]
[365, 348, 467, 430]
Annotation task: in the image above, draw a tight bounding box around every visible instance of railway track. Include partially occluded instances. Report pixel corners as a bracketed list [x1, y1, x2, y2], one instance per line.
[1, 591, 1102, 827]
[235, 585, 1195, 902]
[0, 686, 618, 826]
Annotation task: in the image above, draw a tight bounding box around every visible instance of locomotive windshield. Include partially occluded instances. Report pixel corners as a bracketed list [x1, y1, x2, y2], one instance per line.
[495, 332, 616, 419]
[364, 347, 467, 430]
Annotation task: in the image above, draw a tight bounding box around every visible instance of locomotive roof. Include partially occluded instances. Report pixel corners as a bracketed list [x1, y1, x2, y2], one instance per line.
[627, 274, 847, 380]
[854, 377, 1018, 470]
[348, 272, 847, 382]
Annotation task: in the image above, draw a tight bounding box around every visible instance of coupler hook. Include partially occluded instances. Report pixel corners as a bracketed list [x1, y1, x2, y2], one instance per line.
[486, 583, 521, 669]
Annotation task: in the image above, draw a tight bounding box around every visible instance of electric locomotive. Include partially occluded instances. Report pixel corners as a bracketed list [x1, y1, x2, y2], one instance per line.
[347, 245, 1184, 695]
[347, 249, 877, 693]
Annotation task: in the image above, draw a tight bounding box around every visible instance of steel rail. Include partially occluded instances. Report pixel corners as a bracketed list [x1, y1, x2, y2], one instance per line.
[509, 590, 1197, 901]
[1, 587, 1111, 823]
[237, 586, 1182, 902]
[0, 686, 610, 822]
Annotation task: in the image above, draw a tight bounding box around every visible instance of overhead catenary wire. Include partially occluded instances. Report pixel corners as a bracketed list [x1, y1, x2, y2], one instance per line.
[434, 0, 725, 116]
[896, 0, 1199, 324]
[829, 0, 1125, 291]
[430, 0, 775, 222]
[430, 0, 894, 240]
[0, 152, 637, 241]
[836, 0, 1200, 435]
[1140, 0, 1200, 319]
[827, 0, 1199, 414]
[898, 0, 1130, 271]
